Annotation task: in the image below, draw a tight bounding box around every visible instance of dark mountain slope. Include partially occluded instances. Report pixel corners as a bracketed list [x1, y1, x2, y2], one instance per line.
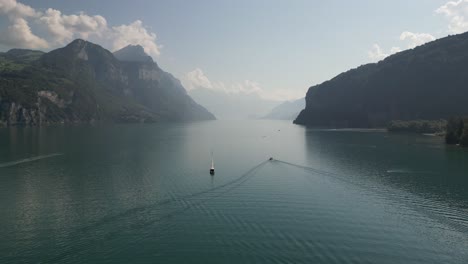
[294, 32, 468, 127]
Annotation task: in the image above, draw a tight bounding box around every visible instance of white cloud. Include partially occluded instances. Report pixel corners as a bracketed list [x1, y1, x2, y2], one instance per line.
[0, 0, 161, 59]
[368, 44, 401, 62]
[436, 0, 468, 33]
[0, 0, 37, 19]
[366, 0, 468, 62]
[38, 8, 108, 45]
[390, 47, 402, 54]
[399, 31, 435, 48]
[111, 20, 161, 57]
[368, 44, 389, 61]
[182, 68, 302, 101]
[183, 68, 214, 90]
[368, 31, 435, 61]
[0, 0, 46, 49]
[0, 18, 48, 49]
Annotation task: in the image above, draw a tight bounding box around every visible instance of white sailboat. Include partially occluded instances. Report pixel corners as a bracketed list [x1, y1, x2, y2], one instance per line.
[210, 152, 215, 175]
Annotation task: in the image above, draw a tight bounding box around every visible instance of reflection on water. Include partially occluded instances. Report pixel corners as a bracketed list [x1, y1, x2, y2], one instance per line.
[0, 121, 467, 263]
[304, 129, 468, 255]
[304, 129, 468, 204]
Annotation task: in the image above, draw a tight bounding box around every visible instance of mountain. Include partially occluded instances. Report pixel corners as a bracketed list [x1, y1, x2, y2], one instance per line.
[263, 98, 305, 120]
[0, 39, 215, 125]
[188, 88, 279, 120]
[294, 32, 468, 127]
[113, 45, 153, 63]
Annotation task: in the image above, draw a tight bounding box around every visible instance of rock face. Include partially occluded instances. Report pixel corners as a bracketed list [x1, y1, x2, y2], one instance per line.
[113, 45, 153, 63]
[0, 40, 215, 125]
[0, 102, 41, 126]
[114, 45, 216, 121]
[295, 31, 468, 127]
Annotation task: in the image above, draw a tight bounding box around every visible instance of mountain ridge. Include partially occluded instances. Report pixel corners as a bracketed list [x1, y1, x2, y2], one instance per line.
[0, 39, 215, 126]
[294, 32, 468, 127]
[188, 87, 279, 120]
[113, 44, 154, 63]
[263, 98, 305, 120]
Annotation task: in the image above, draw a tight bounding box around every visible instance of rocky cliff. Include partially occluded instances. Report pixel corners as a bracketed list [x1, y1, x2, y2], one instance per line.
[0, 40, 215, 125]
[294, 32, 468, 127]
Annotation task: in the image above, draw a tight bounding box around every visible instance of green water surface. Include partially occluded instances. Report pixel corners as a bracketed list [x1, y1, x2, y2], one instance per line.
[0, 120, 467, 263]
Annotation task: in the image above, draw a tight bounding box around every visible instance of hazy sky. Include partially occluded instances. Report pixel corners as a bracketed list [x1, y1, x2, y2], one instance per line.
[1, 0, 467, 101]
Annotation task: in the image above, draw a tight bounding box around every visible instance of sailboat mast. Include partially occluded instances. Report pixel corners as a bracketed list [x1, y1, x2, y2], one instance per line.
[211, 151, 214, 168]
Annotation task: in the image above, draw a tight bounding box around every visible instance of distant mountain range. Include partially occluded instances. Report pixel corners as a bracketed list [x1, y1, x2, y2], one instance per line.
[295, 32, 468, 127]
[188, 88, 279, 120]
[262, 98, 305, 120]
[0, 40, 215, 126]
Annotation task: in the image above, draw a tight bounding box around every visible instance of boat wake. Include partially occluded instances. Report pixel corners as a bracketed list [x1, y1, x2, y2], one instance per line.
[386, 169, 435, 174]
[274, 159, 468, 235]
[0, 153, 63, 168]
[46, 159, 269, 263]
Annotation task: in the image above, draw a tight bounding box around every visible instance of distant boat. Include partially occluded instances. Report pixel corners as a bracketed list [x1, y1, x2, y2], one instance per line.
[210, 152, 215, 175]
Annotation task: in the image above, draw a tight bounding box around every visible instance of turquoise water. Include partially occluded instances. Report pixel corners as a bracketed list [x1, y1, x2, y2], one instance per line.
[0, 120, 467, 263]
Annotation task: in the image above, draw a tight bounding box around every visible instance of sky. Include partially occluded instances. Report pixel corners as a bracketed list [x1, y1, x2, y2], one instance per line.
[1, 0, 467, 101]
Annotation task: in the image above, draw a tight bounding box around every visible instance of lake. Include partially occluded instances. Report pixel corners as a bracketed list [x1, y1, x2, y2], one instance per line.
[0, 120, 467, 263]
